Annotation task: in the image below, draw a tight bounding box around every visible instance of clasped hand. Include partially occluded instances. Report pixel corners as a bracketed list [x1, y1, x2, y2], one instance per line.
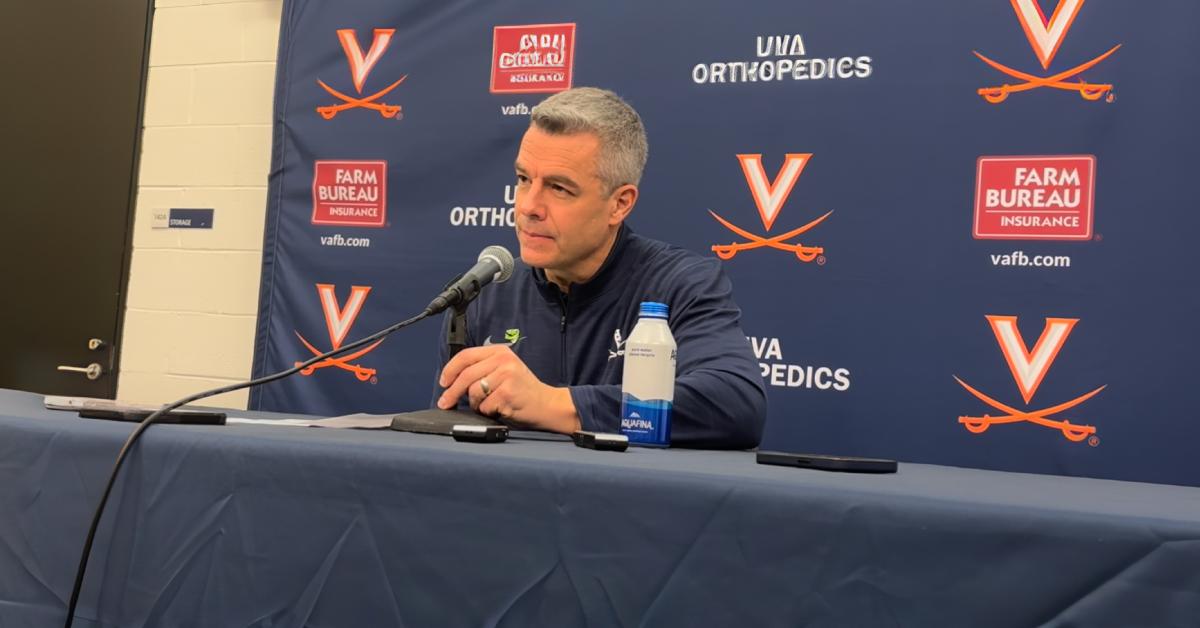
[437, 345, 580, 434]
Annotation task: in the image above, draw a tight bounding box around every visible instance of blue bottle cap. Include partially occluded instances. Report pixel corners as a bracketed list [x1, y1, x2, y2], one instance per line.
[638, 301, 669, 319]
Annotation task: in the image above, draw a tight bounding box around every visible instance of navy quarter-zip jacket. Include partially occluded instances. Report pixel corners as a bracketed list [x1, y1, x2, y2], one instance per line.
[433, 224, 767, 449]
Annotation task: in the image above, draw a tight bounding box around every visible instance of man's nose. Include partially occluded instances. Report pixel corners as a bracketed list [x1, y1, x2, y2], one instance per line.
[515, 183, 545, 219]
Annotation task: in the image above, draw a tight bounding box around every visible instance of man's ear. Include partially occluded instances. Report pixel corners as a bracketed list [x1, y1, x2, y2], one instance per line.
[609, 184, 638, 225]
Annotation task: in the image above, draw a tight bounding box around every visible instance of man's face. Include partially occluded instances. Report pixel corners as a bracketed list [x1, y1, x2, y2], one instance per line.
[513, 126, 633, 287]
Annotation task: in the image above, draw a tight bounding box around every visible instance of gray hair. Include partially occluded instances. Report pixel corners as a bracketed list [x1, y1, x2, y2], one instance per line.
[530, 87, 648, 192]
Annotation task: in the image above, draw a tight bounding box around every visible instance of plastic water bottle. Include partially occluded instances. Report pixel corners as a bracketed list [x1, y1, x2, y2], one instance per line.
[620, 302, 677, 447]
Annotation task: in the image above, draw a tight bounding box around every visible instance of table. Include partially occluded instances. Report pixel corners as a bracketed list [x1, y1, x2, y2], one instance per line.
[2, 388, 1199, 627]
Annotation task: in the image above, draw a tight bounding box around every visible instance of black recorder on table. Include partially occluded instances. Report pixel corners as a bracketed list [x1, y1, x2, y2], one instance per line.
[451, 424, 509, 443]
[571, 431, 628, 451]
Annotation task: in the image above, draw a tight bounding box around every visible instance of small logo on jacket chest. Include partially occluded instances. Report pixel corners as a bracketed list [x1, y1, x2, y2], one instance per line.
[608, 328, 626, 361]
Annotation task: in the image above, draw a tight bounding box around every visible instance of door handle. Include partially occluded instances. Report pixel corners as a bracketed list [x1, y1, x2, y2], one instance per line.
[57, 363, 104, 380]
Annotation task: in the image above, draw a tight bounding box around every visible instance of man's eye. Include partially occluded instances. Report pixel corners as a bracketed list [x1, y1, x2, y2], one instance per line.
[515, 174, 529, 184]
[552, 184, 573, 196]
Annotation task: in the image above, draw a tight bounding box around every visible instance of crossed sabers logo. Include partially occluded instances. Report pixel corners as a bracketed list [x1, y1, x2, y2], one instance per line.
[710, 154, 832, 264]
[975, 0, 1119, 103]
[317, 29, 406, 120]
[294, 284, 381, 382]
[954, 315, 1105, 444]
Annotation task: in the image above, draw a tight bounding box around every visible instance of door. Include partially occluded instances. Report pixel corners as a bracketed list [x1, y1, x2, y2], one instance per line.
[0, 0, 152, 397]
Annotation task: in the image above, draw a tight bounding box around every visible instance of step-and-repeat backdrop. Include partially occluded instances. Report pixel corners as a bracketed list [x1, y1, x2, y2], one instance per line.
[251, 0, 1200, 486]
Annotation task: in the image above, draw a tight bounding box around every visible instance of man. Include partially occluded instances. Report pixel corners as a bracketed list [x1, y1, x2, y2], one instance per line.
[434, 87, 766, 449]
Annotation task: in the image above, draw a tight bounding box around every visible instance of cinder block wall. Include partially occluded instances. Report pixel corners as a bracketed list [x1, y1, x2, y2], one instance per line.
[118, 0, 282, 407]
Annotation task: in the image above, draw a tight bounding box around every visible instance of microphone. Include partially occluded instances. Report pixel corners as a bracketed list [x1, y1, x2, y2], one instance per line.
[426, 245, 515, 315]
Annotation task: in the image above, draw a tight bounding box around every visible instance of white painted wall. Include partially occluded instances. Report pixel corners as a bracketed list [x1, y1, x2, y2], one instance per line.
[118, 0, 282, 407]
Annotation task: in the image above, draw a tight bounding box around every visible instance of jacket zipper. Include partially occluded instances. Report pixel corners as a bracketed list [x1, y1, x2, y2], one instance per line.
[558, 295, 568, 384]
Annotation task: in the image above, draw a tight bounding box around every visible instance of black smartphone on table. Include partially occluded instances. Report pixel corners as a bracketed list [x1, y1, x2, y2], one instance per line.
[757, 450, 897, 473]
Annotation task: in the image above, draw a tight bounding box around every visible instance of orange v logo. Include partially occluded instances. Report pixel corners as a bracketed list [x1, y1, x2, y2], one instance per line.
[974, 0, 1116, 104]
[317, 284, 371, 349]
[293, 284, 381, 382]
[710, 153, 828, 264]
[955, 314, 1102, 443]
[317, 30, 405, 120]
[1011, 0, 1085, 70]
[986, 315, 1077, 404]
[337, 28, 395, 94]
[737, 153, 810, 232]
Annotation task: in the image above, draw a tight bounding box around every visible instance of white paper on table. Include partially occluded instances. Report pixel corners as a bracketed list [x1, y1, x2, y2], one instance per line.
[226, 418, 320, 428]
[226, 414, 395, 429]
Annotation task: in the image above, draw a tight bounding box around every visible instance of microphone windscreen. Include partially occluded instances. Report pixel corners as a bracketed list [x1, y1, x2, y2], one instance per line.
[479, 245, 515, 283]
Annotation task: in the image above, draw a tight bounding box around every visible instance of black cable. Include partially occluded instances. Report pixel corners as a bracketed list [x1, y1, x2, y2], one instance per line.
[63, 308, 432, 628]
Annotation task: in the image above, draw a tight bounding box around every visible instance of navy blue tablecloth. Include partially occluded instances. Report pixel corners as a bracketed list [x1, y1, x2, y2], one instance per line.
[2, 388, 1199, 627]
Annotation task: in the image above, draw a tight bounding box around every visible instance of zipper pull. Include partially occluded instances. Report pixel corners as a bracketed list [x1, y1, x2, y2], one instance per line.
[560, 314, 566, 333]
